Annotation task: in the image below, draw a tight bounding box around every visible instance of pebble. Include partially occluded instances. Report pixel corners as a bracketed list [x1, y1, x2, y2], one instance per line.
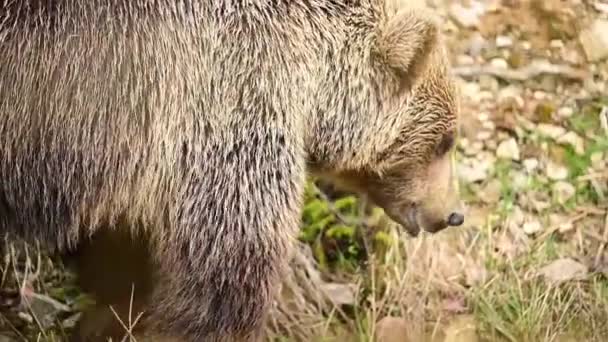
[496, 138, 520, 161]
[458, 163, 488, 183]
[523, 220, 543, 235]
[498, 86, 525, 108]
[523, 158, 540, 173]
[546, 161, 569, 181]
[550, 39, 565, 49]
[480, 179, 502, 204]
[512, 171, 529, 191]
[496, 35, 513, 48]
[476, 130, 493, 141]
[449, 1, 486, 28]
[579, 19, 608, 62]
[591, 152, 606, 170]
[553, 181, 576, 204]
[536, 123, 566, 139]
[490, 58, 509, 69]
[557, 107, 574, 118]
[482, 120, 496, 131]
[507, 205, 525, 230]
[557, 132, 585, 155]
[477, 112, 490, 122]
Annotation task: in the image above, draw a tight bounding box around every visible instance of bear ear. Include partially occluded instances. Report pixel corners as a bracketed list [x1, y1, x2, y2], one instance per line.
[376, 9, 440, 89]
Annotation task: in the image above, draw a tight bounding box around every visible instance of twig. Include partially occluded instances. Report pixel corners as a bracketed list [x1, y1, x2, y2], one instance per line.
[534, 209, 593, 246]
[593, 210, 608, 269]
[453, 59, 589, 82]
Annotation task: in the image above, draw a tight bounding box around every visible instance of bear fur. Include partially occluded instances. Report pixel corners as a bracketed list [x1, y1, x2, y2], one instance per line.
[0, 0, 463, 341]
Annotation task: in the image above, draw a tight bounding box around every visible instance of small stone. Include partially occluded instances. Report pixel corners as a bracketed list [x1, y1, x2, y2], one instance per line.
[496, 35, 513, 48]
[467, 33, 487, 57]
[477, 112, 490, 122]
[479, 179, 502, 204]
[552, 181, 576, 204]
[464, 141, 484, 156]
[546, 161, 569, 181]
[512, 171, 529, 191]
[479, 75, 499, 92]
[476, 130, 493, 141]
[458, 163, 488, 183]
[496, 138, 520, 161]
[506, 205, 525, 231]
[449, 1, 486, 28]
[557, 132, 585, 155]
[321, 283, 356, 306]
[550, 39, 564, 49]
[523, 220, 543, 235]
[591, 152, 605, 170]
[539, 258, 588, 284]
[557, 107, 574, 118]
[482, 120, 496, 131]
[461, 82, 482, 102]
[498, 85, 525, 108]
[456, 54, 475, 66]
[490, 58, 509, 69]
[579, 19, 608, 62]
[523, 158, 540, 173]
[536, 123, 566, 139]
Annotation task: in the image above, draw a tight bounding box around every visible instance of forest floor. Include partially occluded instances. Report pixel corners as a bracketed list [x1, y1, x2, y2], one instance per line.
[2, 0, 608, 341]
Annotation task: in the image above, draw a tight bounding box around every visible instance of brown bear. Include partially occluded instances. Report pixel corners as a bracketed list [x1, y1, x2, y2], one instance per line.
[0, 0, 464, 341]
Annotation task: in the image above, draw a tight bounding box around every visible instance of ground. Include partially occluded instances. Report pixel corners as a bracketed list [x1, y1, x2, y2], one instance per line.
[2, 1, 608, 341]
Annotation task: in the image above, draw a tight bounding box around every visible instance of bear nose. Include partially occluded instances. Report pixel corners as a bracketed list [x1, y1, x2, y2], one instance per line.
[447, 212, 464, 226]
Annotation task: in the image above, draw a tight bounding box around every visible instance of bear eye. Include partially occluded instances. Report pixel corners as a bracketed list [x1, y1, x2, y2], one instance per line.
[436, 132, 455, 156]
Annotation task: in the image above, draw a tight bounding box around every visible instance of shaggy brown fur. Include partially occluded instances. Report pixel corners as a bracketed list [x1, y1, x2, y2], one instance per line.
[0, 0, 463, 341]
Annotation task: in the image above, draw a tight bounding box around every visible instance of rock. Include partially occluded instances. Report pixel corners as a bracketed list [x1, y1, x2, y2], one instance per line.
[546, 161, 569, 181]
[443, 315, 479, 342]
[557, 107, 574, 118]
[496, 35, 513, 48]
[475, 130, 492, 141]
[550, 39, 565, 49]
[536, 123, 566, 139]
[497, 85, 524, 108]
[557, 132, 585, 155]
[467, 33, 487, 57]
[459, 163, 488, 184]
[479, 179, 501, 204]
[552, 181, 576, 204]
[523, 158, 540, 173]
[496, 138, 520, 161]
[523, 220, 542, 235]
[449, 1, 486, 28]
[539, 258, 588, 284]
[490, 58, 508, 69]
[321, 282, 356, 306]
[579, 19, 608, 62]
[375, 316, 411, 342]
[512, 171, 529, 191]
[591, 152, 606, 170]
